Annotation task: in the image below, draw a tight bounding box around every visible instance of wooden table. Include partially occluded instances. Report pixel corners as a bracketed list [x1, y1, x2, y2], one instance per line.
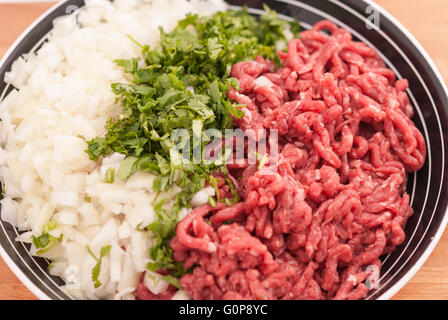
[0, 0, 447, 300]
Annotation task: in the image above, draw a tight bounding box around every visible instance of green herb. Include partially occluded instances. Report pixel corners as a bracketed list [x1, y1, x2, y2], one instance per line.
[145, 201, 187, 277]
[87, 245, 111, 289]
[43, 220, 57, 233]
[225, 177, 240, 205]
[32, 221, 61, 255]
[208, 175, 221, 202]
[258, 4, 301, 50]
[117, 156, 139, 181]
[32, 233, 50, 249]
[222, 219, 234, 225]
[145, 272, 183, 290]
[257, 154, 269, 170]
[105, 167, 115, 183]
[84, 7, 300, 275]
[47, 261, 55, 271]
[135, 221, 145, 231]
[86, 137, 111, 161]
[85, 6, 300, 181]
[159, 274, 183, 290]
[208, 196, 216, 207]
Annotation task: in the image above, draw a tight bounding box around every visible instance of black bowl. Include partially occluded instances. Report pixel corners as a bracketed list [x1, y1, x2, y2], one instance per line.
[1, 0, 447, 300]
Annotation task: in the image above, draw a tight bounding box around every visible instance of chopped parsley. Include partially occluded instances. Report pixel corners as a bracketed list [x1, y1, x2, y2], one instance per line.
[146, 271, 183, 290]
[87, 245, 111, 289]
[222, 219, 234, 225]
[85, 7, 300, 276]
[32, 220, 62, 255]
[208, 196, 217, 207]
[105, 167, 115, 183]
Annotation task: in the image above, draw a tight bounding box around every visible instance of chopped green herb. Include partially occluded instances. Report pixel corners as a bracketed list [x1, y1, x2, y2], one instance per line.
[43, 220, 57, 233]
[117, 156, 139, 181]
[84, 7, 300, 276]
[105, 167, 115, 183]
[32, 233, 50, 249]
[32, 221, 62, 255]
[47, 261, 55, 271]
[225, 177, 240, 205]
[87, 245, 111, 289]
[257, 154, 269, 170]
[159, 274, 183, 290]
[86, 137, 111, 161]
[208, 175, 221, 202]
[146, 201, 186, 277]
[208, 196, 216, 207]
[135, 221, 145, 231]
[146, 272, 183, 290]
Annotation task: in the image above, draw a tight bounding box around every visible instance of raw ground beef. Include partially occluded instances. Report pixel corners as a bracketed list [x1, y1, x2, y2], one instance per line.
[169, 20, 426, 300]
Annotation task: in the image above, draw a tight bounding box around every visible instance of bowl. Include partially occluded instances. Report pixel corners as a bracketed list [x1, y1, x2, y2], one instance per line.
[1, 0, 447, 300]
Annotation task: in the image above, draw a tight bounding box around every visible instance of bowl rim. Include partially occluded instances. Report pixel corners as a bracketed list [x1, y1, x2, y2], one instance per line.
[0, 0, 447, 300]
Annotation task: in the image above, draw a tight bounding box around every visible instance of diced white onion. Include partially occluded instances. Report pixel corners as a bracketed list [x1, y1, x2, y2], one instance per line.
[171, 290, 192, 300]
[254, 75, 274, 88]
[143, 270, 170, 295]
[190, 186, 215, 207]
[0, 197, 19, 226]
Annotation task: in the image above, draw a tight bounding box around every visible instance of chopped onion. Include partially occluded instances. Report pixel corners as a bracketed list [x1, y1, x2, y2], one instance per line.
[0, 197, 18, 227]
[190, 186, 215, 207]
[143, 270, 169, 295]
[171, 290, 192, 300]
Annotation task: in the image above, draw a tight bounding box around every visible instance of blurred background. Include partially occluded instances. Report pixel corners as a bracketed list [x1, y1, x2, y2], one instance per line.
[0, 0, 447, 300]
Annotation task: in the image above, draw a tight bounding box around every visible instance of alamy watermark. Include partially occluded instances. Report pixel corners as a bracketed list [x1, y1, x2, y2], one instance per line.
[365, 264, 380, 290]
[365, 5, 380, 30]
[170, 126, 279, 170]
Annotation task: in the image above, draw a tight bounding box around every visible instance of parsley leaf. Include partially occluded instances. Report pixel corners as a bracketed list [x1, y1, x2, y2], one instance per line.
[32, 221, 62, 255]
[87, 245, 111, 289]
[105, 167, 115, 183]
[117, 156, 139, 180]
[84, 7, 300, 276]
